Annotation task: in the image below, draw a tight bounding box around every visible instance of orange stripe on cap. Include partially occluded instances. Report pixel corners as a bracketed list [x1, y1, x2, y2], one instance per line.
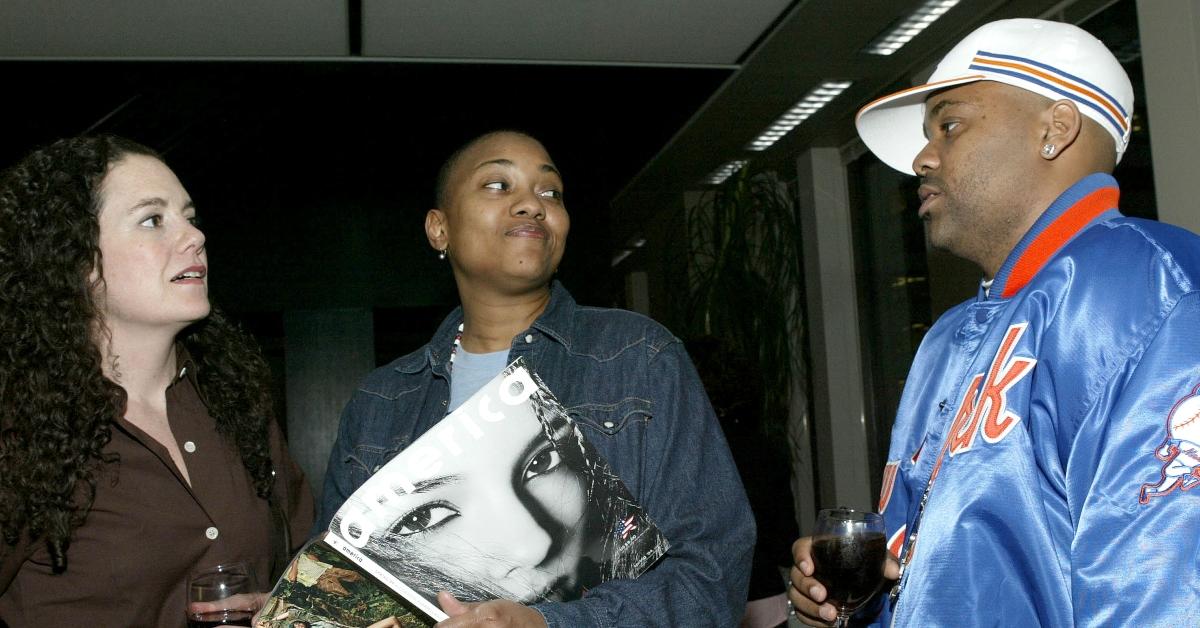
[856, 74, 987, 121]
[972, 56, 1128, 131]
[1002, 187, 1119, 298]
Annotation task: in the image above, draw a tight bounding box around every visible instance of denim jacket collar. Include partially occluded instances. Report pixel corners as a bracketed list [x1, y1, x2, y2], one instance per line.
[530, 280, 575, 349]
[393, 280, 575, 376]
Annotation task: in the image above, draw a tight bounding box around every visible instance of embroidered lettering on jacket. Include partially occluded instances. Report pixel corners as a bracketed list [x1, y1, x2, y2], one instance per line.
[1139, 383, 1200, 504]
[947, 323, 1037, 456]
[879, 460, 900, 513]
[887, 524, 906, 559]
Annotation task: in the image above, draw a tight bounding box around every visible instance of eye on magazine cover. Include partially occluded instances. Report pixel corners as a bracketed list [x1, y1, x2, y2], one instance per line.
[325, 358, 669, 621]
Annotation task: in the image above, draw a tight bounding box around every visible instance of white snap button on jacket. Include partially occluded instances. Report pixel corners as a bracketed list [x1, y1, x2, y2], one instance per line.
[524, 334, 534, 343]
[603, 421, 615, 429]
[183, 441, 196, 453]
[205, 527, 219, 540]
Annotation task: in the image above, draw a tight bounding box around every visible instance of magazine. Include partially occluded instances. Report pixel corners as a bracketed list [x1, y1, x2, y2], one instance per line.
[323, 358, 670, 622]
[254, 536, 434, 628]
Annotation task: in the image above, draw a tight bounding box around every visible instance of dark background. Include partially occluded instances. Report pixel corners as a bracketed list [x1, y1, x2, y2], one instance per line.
[2, 61, 731, 360]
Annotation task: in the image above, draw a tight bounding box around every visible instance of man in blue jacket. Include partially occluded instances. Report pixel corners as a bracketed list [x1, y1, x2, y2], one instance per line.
[791, 18, 1200, 626]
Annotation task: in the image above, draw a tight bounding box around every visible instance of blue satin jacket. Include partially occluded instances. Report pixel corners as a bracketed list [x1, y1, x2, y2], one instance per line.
[875, 174, 1200, 626]
[316, 282, 755, 627]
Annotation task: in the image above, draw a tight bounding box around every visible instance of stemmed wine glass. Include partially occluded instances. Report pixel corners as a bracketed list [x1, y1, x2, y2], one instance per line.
[186, 561, 258, 628]
[810, 508, 887, 627]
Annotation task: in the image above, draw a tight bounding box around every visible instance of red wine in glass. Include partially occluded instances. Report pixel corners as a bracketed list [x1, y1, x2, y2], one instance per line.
[811, 508, 887, 627]
[186, 562, 257, 628]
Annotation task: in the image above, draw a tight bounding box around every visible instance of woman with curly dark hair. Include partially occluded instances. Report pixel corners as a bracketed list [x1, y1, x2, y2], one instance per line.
[0, 135, 313, 627]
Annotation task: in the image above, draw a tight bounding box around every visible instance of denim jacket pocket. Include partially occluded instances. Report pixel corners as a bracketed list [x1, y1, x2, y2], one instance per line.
[567, 397, 652, 436]
[567, 397, 652, 497]
[345, 436, 409, 487]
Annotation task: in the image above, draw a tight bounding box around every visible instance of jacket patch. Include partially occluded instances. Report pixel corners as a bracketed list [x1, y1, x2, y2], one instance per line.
[947, 323, 1037, 456]
[1139, 383, 1200, 504]
[879, 460, 900, 513]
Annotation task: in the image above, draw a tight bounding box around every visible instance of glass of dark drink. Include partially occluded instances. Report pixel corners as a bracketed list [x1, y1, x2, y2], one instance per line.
[186, 561, 257, 628]
[811, 508, 887, 627]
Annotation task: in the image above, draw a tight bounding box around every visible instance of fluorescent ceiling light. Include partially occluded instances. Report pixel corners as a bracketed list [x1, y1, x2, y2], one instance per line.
[611, 235, 648, 267]
[745, 81, 853, 152]
[703, 159, 749, 185]
[865, 0, 961, 56]
[611, 248, 634, 267]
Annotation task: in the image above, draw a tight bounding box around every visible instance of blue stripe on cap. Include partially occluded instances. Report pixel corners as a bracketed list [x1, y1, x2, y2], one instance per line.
[976, 50, 1128, 118]
[968, 63, 1126, 140]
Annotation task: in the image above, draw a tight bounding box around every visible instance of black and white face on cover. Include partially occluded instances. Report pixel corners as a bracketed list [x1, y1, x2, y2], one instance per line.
[361, 390, 599, 604]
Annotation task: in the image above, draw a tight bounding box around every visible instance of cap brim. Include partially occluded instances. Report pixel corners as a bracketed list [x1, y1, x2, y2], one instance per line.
[855, 74, 986, 174]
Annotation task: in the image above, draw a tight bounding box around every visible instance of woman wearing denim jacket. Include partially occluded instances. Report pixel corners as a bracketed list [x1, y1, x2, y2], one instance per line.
[315, 130, 754, 627]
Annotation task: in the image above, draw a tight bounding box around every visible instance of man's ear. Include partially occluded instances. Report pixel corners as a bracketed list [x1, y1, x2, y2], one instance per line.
[425, 209, 448, 251]
[1040, 99, 1083, 160]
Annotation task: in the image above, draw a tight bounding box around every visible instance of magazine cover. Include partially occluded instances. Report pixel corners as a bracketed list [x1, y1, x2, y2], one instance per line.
[326, 358, 670, 622]
[254, 536, 433, 628]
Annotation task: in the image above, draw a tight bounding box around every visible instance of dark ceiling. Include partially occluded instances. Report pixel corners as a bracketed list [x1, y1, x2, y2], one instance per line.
[0, 0, 797, 321]
[1, 61, 730, 312]
[1, 0, 1134, 332]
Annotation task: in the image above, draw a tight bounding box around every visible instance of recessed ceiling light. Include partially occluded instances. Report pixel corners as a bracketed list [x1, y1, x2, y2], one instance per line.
[745, 81, 853, 152]
[865, 0, 961, 56]
[703, 159, 749, 185]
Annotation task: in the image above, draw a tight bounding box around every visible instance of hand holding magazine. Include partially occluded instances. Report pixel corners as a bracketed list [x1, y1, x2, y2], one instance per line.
[258, 358, 669, 625]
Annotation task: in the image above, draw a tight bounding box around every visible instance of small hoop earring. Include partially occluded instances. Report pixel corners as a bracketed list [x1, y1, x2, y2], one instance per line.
[438, 248, 448, 260]
[1041, 143, 1057, 158]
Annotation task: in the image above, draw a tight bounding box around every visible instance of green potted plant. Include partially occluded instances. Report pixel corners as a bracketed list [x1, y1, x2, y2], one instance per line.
[681, 167, 810, 603]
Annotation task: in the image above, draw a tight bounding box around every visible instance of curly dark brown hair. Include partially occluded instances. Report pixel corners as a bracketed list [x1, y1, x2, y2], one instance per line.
[0, 135, 276, 574]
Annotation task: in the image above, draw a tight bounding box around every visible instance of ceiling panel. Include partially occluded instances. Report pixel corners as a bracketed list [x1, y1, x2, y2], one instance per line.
[362, 0, 792, 65]
[608, 0, 1082, 245]
[0, 0, 348, 58]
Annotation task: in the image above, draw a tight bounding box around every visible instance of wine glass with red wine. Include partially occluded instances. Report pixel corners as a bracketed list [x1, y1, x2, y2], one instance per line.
[186, 561, 257, 628]
[811, 508, 887, 627]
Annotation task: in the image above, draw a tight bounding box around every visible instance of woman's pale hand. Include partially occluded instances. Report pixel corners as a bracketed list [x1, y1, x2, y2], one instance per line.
[188, 591, 268, 627]
[434, 591, 547, 628]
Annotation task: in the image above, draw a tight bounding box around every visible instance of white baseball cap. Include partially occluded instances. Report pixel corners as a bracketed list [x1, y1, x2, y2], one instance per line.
[855, 18, 1133, 174]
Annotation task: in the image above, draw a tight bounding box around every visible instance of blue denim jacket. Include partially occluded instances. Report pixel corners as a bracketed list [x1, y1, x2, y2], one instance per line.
[316, 282, 754, 627]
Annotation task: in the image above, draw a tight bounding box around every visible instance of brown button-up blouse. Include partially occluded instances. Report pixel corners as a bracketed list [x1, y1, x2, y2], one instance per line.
[0, 363, 314, 627]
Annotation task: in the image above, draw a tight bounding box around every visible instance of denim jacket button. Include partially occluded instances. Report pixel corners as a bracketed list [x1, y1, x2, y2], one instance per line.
[524, 334, 534, 344]
[603, 420, 615, 429]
